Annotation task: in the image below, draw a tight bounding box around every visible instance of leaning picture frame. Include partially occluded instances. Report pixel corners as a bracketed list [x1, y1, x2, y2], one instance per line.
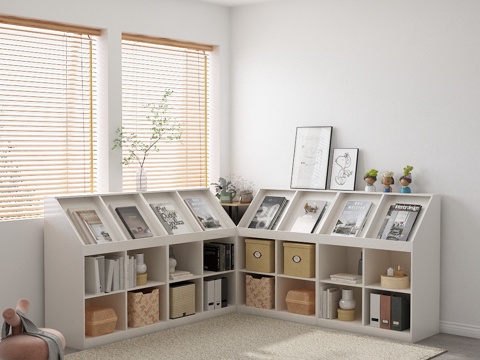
[329, 148, 359, 191]
[290, 126, 333, 190]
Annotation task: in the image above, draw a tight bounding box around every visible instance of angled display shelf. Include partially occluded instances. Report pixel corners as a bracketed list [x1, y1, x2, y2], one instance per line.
[236, 189, 440, 343]
[45, 188, 440, 349]
[44, 188, 237, 350]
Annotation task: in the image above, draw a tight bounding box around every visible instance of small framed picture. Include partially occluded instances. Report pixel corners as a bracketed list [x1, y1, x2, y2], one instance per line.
[290, 126, 333, 190]
[329, 148, 359, 191]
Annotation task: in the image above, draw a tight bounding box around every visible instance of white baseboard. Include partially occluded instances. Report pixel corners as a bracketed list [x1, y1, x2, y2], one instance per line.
[440, 320, 480, 339]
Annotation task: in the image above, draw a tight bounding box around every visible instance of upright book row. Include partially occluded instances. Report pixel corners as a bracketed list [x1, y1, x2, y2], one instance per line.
[68, 194, 228, 245]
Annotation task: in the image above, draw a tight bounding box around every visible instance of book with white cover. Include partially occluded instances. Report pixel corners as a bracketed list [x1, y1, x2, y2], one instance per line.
[85, 256, 102, 294]
[214, 278, 222, 309]
[204, 279, 215, 311]
[332, 200, 373, 237]
[150, 202, 190, 235]
[377, 203, 422, 241]
[290, 200, 328, 233]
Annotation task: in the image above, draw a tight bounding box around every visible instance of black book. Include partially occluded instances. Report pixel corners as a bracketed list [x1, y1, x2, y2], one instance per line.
[221, 277, 228, 308]
[377, 203, 422, 241]
[249, 196, 288, 230]
[115, 206, 153, 239]
[204, 244, 221, 271]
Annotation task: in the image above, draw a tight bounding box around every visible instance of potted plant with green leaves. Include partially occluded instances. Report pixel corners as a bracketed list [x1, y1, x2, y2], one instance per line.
[112, 90, 181, 191]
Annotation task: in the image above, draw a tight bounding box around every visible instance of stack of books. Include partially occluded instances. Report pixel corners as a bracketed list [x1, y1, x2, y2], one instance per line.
[329, 273, 363, 284]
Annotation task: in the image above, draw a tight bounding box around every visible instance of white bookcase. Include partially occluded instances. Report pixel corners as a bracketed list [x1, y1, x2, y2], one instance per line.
[44, 188, 440, 349]
[236, 189, 440, 343]
[44, 188, 237, 350]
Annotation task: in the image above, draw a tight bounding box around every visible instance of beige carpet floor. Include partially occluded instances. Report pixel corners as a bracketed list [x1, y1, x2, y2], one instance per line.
[66, 313, 446, 360]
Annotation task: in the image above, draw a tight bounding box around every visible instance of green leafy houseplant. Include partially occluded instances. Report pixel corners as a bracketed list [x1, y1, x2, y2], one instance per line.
[112, 90, 181, 190]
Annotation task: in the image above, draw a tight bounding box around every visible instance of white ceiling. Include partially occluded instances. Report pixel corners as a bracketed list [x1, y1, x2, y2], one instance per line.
[192, 0, 276, 6]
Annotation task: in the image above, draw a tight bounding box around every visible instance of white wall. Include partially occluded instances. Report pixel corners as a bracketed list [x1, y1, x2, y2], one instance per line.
[230, 0, 480, 338]
[1, 0, 479, 339]
[0, 0, 231, 326]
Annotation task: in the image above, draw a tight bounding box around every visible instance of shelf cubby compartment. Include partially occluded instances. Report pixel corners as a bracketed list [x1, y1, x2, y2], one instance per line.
[203, 272, 235, 310]
[317, 245, 363, 284]
[84, 292, 126, 336]
[364, 249, 411, 292]
[84, 251, 126, 297]
[318, 284, 363, 325]
[169, 241, 203, 280]
[277, 240, 316, 279]
[277, 277, 316, 317]
[127, 246, 167, 290]
[203, 238, 236, 276]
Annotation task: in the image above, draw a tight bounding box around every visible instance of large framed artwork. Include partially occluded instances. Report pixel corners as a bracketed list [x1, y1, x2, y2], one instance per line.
[290, 126, 333, 190]
[329, 148, 359, 191]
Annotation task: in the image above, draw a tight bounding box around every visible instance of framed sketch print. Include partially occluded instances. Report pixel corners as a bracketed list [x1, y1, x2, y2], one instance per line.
[290, 126, 333, 190]
[329, 148, 359, 191]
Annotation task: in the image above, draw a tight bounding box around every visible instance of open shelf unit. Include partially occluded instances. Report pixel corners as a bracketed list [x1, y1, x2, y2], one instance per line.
[236, 189, 440, 343]
[45, 188, 440, 349]
[44, 188, 237, 350]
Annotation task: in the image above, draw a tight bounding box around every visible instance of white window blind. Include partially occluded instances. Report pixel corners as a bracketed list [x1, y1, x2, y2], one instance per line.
[121, 34, 212, 191]
[0, 16, 99, 219]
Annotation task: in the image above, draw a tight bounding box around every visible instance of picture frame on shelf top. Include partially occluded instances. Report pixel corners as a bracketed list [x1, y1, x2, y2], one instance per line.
[290, 126, 333, 190]
[329, 148, 359, 191]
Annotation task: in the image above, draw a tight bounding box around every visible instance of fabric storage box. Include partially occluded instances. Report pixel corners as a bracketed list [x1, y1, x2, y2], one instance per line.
[128, 288, 159, 328]
[169, 282, 195, 319]
[245, 238, 275, 273]
[85, 306, 117, 337]
[245, 274, 275, 309]
[285, 288, 315, 315]
[283, 242, 315, 278]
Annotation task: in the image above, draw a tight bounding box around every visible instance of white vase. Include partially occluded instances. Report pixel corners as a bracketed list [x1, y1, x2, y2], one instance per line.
[136, 167, 147, 192]
[135, 253, 147, 274]
[169, 257, 177, 273]
[339, 289, 356, 310]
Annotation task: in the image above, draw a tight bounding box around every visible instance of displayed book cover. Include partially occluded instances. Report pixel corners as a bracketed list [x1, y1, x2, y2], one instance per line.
[377, 203, 422, 241]
[184, 197, 222, 230]
[70, 209, 112, 244]
[332, 200, 373, 237]
[248, 195, 288, 230]
[290, 200, 328, 233]
[150, 203, 189, 235]
[115, 206, 153, 239]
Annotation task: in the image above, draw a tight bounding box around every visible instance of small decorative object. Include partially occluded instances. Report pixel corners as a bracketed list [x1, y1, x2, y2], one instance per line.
[112, 89, 181, 192]
[381, 265, 410, 289]
[211, 177, 236, 203]
[238, 190, 254, 203]
[329, 148, 359, 191]
[136, 167, 147, 192]
[381, 171, 394, 193]
[169, 246, 177, 273]
[399, 165, 413, 193]
[135, 253, 147, 286]
[363, 169, 378, 192]
[339, 288, 356, 310]
[291, 126, 333, 190]
[387, 267, 394, 276]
